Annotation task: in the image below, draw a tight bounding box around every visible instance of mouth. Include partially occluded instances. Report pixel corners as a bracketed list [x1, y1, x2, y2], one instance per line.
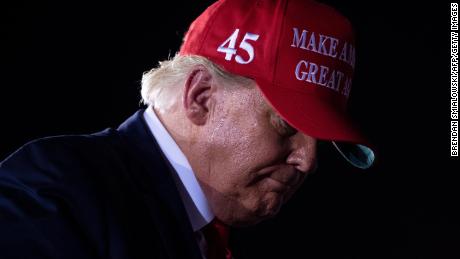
[250, 173, 299, 198]
[254, 165, 300, 187]
[264, 177, 290, 193]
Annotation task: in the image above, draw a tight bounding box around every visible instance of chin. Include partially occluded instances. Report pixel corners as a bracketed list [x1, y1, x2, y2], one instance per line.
[211, 190, 287, 227]
[234, 192, 284, 227]
[259, 192, 284, 217]
[219, 207, 280, 228]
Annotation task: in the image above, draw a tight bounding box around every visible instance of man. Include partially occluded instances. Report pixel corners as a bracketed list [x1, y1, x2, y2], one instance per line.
[0, 0, 374, 258]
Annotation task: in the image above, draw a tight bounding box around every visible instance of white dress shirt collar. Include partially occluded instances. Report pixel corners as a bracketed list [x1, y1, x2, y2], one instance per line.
[143, 107, 214, 231]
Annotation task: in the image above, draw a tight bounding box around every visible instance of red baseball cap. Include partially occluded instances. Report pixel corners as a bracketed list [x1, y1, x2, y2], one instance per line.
[180, 0, 375, 169]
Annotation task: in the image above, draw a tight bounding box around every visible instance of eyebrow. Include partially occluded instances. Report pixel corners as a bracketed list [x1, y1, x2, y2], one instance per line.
[270, 112, 298, 135]
[280, 118, 297, 135]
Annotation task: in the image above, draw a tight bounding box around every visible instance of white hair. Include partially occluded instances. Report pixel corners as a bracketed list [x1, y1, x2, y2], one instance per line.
[141, 55, 253, 111]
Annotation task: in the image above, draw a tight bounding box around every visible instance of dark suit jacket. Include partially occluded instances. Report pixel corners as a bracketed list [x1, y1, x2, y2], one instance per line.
[0, 109, 204, 259]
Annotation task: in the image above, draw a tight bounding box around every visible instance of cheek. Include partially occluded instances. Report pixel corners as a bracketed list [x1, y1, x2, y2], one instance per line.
[223, 128, 282, 180]
[207, 105, 285, 192]
[206, 134, 263, 201]
[209, 115, 261, 166]
[204, 121, 257, 189]
[242, 131, 286, 170]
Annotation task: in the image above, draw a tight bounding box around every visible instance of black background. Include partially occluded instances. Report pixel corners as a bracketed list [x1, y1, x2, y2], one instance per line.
[1, 1, 458, 258]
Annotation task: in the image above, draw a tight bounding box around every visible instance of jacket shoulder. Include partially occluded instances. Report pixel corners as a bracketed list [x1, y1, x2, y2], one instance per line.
[0, 128, 135, 258]
[0, 128, 128, 215]
[1, 128, 122, 173]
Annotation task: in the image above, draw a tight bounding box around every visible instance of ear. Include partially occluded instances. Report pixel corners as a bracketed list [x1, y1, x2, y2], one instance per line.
[183, 67, 215, 125]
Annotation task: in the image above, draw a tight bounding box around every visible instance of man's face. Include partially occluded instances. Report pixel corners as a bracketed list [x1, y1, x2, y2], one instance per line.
[194, 83, 318, 226]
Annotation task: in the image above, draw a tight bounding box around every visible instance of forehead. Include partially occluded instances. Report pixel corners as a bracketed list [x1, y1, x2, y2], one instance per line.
[252, 84, 283, 119]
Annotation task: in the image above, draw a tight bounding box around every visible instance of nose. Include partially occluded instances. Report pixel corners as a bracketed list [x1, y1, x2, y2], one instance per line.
[286, 133, 318, 174]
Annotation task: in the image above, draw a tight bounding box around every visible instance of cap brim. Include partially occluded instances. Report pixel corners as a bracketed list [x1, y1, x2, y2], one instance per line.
[255, 78, 375, 169]
[332, 141, 375, 169]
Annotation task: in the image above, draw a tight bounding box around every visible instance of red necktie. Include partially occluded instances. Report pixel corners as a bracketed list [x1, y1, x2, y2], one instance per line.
[202, 218, 232, 259]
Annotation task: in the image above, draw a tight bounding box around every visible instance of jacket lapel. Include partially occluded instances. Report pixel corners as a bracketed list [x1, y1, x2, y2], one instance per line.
[117, 109, 203, 259]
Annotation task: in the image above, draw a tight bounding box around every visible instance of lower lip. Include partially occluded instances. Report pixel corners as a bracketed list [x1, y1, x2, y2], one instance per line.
[265, 178, 290, 193]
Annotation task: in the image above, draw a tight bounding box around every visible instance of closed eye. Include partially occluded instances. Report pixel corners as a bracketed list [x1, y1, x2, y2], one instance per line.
[270, 113, 298, 137]
[280, 119, 297, 136]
